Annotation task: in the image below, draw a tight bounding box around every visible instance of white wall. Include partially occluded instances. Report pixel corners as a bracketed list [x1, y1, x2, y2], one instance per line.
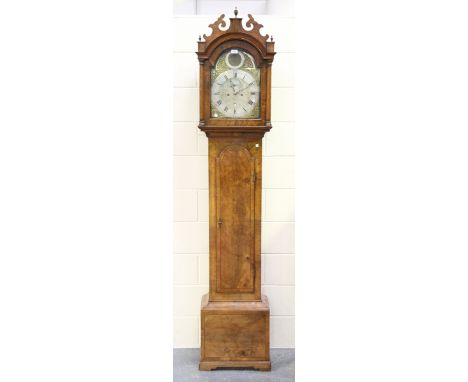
[173, 14, 295, 348]
[174, 0, 294, 16]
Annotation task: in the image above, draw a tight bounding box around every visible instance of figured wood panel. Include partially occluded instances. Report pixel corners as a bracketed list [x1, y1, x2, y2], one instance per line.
[216, 145, 255, 293]
[208, 137, 263, 301]
[203, 314, 267, 360]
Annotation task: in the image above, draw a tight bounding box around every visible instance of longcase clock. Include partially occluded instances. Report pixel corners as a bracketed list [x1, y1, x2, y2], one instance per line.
[196, 9, 275, 371]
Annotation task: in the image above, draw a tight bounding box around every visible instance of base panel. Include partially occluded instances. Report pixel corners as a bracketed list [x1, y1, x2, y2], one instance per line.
[199, 294, 271, 371]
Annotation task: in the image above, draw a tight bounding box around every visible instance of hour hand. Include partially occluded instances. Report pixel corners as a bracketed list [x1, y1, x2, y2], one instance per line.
[227, 78, 236, 91]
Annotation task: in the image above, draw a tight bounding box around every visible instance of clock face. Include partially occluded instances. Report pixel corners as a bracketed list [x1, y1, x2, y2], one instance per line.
[211, 69, 259, 118]
[211, 49, 260, 119]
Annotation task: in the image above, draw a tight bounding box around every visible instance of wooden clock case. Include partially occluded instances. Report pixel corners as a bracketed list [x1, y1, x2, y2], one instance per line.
[196, 11, 275, 371]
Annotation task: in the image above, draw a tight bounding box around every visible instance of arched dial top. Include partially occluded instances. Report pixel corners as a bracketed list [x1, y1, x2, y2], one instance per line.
[211, 49, 260, 119]
[196, 12, 275, 135]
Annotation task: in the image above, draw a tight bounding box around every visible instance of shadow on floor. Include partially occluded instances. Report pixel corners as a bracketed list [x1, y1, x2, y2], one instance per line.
[173, 348, 295, 382]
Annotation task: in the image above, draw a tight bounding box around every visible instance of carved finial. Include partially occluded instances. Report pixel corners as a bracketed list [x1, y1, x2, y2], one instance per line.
[198, 35, 201, 42]
[234, 7, 238, 17]
[270, 35, 273, 42]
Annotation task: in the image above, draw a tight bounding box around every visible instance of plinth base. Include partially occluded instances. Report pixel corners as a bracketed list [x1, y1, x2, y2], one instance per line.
[199, 294, 271, 371]
[199, 360, 271, 371]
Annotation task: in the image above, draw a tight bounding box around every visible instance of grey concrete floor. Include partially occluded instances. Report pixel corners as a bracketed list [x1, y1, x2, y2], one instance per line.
[173, 348, 294, 382]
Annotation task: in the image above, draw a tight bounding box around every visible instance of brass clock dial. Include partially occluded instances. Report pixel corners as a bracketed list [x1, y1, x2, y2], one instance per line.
[210, 49, 260, 119]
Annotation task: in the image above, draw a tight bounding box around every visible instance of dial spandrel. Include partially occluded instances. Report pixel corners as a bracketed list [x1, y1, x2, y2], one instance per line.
[210, 49, 260, 119]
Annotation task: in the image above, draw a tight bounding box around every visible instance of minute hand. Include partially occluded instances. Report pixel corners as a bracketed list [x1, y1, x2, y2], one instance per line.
[234, 82, 254, 95]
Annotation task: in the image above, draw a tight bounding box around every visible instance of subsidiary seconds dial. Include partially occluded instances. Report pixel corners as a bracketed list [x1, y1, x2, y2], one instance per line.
[211, 69, 259, 118]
